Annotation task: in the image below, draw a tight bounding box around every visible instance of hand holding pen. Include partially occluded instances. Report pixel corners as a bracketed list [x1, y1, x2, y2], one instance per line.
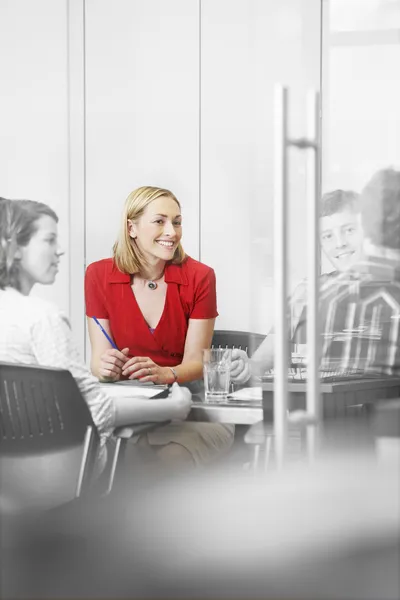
[92, 316, 130, 382]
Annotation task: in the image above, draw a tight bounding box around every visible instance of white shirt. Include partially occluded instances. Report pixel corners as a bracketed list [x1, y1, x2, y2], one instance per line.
[0, 286, 115, 441]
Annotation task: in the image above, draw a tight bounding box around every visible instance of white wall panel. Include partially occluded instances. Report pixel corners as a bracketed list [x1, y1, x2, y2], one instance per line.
[0, 0, 323, 355]
[0, 0, 70, 315]
[84, 0, 200, 270]
[68, 0, 86, 356]
[200, 0, 253, 332]
[201, 0, 321, 333]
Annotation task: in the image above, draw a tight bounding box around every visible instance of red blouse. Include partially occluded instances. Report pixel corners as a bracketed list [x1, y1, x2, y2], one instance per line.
[85, 256, 218, 367]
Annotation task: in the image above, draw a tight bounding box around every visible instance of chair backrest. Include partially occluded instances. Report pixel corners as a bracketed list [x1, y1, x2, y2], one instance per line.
[211, 330, 266, 357]
[0, 362, 97, 456]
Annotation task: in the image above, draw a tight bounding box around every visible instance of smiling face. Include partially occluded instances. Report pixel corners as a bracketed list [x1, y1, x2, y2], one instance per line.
[18, 215, 64, 294]
[320, 210, 364, 272]
[128, 195, 182, 265]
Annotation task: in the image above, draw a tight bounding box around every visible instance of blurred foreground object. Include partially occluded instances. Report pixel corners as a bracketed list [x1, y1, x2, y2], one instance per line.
[111, 430, 400, 600]
[2, 418, 399, 599]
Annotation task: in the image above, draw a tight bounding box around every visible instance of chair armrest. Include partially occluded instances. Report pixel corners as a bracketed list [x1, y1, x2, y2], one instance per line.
[113, 421, 171, 439]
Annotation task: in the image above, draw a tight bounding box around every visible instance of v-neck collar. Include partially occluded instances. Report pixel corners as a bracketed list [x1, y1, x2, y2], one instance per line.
[106, 260, 189, 350]
[128, 282, 170, 341]
[108, 260, 189, 285]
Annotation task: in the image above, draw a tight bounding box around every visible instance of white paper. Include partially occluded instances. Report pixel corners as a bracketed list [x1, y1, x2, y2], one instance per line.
[228, 386, 262, 400]
[98, 383, 166, 399]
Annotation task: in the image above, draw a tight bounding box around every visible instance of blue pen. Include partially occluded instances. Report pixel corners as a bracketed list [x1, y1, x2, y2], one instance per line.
[92, 316, 119, 350]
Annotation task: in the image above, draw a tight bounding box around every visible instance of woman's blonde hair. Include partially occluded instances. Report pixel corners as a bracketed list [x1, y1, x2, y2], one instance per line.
[113, 186, 186, 274]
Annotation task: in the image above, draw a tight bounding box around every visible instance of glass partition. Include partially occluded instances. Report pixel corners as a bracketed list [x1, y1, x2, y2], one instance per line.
[200, 0, 322, 337]
[322, 0, 400, 239]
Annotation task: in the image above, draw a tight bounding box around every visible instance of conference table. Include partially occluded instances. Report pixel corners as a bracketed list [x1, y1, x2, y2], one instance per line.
[102, 375, 400, 428]
[189, 393, 263, 425]
[188, 376, 400, 468]
[102, 376, 400, 472]
[188, 376, 400, 424]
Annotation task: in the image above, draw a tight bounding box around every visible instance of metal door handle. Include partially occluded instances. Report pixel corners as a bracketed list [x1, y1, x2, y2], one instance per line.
[273, 85, 321, 467]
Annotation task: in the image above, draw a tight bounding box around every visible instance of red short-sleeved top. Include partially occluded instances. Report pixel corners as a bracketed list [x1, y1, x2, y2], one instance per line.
[85, 256, 218, 367]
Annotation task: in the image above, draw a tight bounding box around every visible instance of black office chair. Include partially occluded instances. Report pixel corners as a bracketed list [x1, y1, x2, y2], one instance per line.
[0, 360, 104, 581]
[0, 362, 102, 502]
[0, 362, 169, 504]
[0, 362, 170, 598]
[212, 330, 266, 357]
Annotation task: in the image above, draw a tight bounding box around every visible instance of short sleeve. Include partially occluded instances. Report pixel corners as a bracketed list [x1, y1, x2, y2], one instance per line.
[190, 268, 218, 319]
[85, 263, 109, 319]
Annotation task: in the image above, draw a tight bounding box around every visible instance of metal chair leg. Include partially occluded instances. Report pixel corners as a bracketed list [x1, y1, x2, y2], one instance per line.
[263, 436, 273, 471]
[104, 437, 122, 495]
[75, 426, 94, 498]
[252, 444, 261, 474]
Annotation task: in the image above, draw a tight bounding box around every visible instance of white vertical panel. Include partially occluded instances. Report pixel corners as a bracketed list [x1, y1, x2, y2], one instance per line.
[200, 0, 253, 332]
[201, 0, 321, 334]
[68, 0, 86, 357]
[273, 85, 289, 466]
[0, 0, 70, 314]
[84, 0, 200, 271]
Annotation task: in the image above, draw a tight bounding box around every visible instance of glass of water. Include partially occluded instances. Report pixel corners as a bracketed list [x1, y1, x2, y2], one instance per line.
[203, 348, 232, 399]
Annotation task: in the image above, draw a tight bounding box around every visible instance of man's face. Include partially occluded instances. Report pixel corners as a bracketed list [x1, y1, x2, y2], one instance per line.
[320, 210, 364, 272]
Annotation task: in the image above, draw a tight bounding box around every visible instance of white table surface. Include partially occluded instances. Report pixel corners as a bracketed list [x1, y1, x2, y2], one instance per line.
[98, 381, 263, 426]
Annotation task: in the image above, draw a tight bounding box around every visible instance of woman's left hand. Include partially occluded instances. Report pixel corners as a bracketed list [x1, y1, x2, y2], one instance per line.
[121, 356, 171, 384]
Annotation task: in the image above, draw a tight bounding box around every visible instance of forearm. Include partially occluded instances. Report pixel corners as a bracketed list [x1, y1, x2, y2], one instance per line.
[90, 356, 102, 380]
[250, 357, 272, 378]
[250, 335, 275, 375]
[113, 396, 180, 426]
[168, 360, 203, 384]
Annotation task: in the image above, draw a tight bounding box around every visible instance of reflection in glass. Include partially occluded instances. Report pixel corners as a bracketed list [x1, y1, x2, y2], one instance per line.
[330, 0, 400, 32]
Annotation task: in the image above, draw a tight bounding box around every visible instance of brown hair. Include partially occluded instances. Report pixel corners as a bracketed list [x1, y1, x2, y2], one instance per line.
[320, 190, 360, 217]
[0, 198, 58, 290]
[361, 168, 400, 250]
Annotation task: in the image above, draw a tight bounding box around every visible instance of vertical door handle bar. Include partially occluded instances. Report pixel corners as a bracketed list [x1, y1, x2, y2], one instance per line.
[305, 90, 321, 460]
[273, 85, 321, 467]
[273, 85, 289, 468]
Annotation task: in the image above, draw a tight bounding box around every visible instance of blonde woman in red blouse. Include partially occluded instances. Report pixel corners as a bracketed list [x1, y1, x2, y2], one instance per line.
[85, 186, 234, 468]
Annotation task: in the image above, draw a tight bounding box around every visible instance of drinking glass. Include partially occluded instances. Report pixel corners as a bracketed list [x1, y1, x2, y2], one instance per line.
[203, 348, 232, 399]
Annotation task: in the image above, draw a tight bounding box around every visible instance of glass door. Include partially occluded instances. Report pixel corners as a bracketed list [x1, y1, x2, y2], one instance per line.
[321, 0, 400, 270]
[200, 0, 322, 336]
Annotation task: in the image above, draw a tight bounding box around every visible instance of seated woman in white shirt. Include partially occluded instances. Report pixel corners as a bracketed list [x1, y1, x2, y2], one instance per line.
[0, 197, 191, 510]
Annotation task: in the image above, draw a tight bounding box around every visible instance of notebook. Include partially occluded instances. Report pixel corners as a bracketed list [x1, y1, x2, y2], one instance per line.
[98, 382, 167, 398]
